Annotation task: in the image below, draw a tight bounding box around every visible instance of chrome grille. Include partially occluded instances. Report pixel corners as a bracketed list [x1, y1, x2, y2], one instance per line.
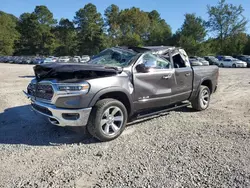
[27, 83, 54, 101]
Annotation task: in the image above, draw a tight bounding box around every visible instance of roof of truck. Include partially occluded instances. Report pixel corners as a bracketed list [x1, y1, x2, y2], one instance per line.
[116, 46, 178, 55]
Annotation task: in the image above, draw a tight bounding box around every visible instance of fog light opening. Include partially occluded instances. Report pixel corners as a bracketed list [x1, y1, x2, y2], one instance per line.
[62, 113, 80, 120]
[49, 117, 60, 125]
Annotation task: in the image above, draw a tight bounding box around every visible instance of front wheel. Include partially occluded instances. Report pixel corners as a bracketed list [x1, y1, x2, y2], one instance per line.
[220, 63, 224, 67]
[232, 64, 236, 68]
[191, 85, 211, 111]
[87, 98, 128, 142]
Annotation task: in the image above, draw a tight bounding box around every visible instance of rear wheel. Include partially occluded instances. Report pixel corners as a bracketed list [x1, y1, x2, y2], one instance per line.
[191, 85, 211, 111]
[87, 98, 128, 142]
[220, 63, 224, 67]
[232, 64, 236, 68]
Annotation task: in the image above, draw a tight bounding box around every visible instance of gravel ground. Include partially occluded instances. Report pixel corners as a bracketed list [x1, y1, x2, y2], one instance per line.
[0, 63, 250, 188]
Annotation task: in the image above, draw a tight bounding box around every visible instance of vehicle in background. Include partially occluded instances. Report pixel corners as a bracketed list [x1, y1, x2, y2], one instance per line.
[43, 57, 58, 64]
[219, 56, 233, 61]
[73, 56, 81, 63]
[204, 56, 220, 66]
[0, 56, 8, 63]
[234, 55, 250, 68]
[58, 56, 71, 63]
[7, 56, 15, 63]
[5, 56, 14, 63]
[32, 57, 45, 64]
[22, 57, 33, 64]
[190, 56, 209, 66]
[43, 57, 54, 64]
[52, 57, 59, 62]
[216, 55, 224, 61]
[15, 57, 25, 64]
[189, 58, 203, 66]
[219, 57, 247, 68]
[80, 55, 90, 63]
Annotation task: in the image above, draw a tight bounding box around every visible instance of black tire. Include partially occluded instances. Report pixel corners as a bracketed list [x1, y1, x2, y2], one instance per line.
[87, 98, 128, 142]
[220, 63, 224, 67]
[232, 64, 236, 68]
[191, 85, 211, 111]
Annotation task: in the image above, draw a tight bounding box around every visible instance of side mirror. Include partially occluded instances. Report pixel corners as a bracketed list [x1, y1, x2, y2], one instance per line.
[135, 64, 149, 73]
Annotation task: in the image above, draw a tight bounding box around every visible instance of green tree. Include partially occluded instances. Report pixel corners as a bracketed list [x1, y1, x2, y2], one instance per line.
[118, 7, 150, 46]
[33, 6, 57, 55]
[0, 11, 19, 55]
[33, 5, 56, 25]
[53, 18, 77, 56]
[104, 4, 121, 46]
[207, 0, 248, 54]
[178, 14, 207, 56]
[16, 6, 57, 55]
[74, 3, 106, 55]
[224, 33, 248, 55]
[244, 36, 250, 55]
[146, 10, 172, 46]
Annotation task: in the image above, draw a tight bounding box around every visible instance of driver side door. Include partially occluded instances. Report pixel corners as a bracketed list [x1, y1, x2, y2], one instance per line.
[132, 53, 175, 111]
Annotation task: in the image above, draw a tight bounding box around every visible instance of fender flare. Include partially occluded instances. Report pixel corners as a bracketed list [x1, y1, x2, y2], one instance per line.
[197, 78, 213, 94]
[88, 87, 134, 116]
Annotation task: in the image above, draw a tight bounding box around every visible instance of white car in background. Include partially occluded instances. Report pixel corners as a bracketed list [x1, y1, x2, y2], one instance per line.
[43, 57, 58, 64]
[80, 55, 90, 63]
[73, 56, 81, 62]
[58, 56, 71, 63]
[219, 57, 247, 68]
[189, 58, 203, 66]
[190, 56, 209, 66]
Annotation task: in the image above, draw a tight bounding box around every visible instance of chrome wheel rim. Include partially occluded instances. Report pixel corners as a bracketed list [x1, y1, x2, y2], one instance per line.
[101, 106, 124, 136]
[200, 89, 209, 108]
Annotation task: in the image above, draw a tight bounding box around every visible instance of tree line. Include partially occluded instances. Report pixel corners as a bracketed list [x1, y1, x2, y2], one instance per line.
[0, 0, 249, 57]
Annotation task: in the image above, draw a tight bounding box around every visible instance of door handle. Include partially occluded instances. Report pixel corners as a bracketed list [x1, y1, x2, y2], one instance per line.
[162, 74, 171, 79]
[185, 73, 191, 76]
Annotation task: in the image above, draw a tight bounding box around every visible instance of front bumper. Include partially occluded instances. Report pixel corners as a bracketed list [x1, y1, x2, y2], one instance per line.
[31, 100, 92, 127]
[24, 91, 92, 127]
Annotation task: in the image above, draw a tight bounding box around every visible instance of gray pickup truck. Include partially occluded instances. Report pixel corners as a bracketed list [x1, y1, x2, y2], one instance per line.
[24, 46, 219, 141]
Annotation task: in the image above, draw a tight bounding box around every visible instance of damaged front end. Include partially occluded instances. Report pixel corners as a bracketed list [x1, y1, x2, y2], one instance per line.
[33, 63, 122, 81]
[24, 63, 122, 127]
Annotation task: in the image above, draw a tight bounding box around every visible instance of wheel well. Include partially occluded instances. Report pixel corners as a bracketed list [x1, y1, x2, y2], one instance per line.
[201, 80, 212, 93]
[99, 92, 131, 115]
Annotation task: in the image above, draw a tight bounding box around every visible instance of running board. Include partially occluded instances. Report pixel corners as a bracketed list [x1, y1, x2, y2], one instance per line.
[136, 102, 190, 120]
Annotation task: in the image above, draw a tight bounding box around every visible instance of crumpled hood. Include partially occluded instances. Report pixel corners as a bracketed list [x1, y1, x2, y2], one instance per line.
[33, 63, 122, 81]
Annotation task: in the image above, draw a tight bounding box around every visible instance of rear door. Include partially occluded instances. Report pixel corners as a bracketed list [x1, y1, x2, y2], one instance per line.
[170, 51, 193, 104]
[133, 53, 175, 111]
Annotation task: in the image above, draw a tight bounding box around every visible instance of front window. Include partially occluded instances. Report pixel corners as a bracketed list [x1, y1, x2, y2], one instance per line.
[141, 53, 171, 69]
[89, 48, 137, 67]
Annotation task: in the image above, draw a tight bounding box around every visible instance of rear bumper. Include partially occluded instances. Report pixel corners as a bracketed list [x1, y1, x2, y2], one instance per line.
[31, 100, 92, 127]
